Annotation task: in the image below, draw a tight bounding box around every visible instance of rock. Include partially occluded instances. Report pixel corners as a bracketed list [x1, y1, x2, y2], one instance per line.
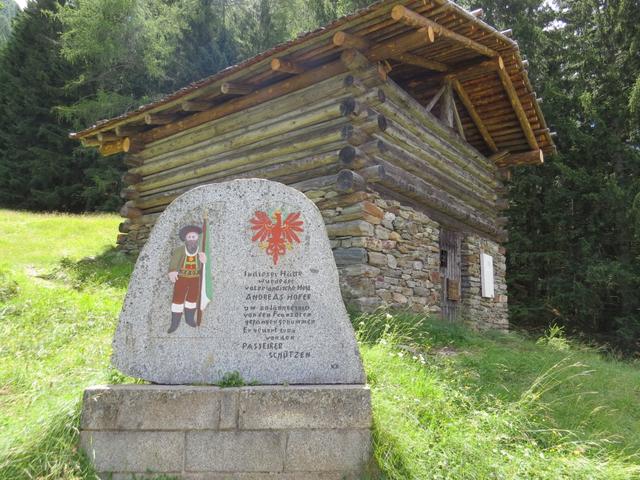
[382, 212, 395, 229]
[374, 225, 391, 240]
[333, 248, 368, 266]
[368, 251, 387, 266]
[111, 179, 365, 385]
[326, 220, 374, 237]
[392, 292, 408, 303]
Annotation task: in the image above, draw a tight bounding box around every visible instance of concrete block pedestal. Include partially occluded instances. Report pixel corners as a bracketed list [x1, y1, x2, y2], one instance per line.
[80, 384, 373, 479]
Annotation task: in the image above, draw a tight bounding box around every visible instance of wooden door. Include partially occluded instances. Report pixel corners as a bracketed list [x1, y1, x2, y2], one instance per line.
[439, 230, 462, 321]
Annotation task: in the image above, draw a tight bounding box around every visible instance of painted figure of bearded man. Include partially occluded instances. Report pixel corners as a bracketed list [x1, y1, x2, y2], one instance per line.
[167, 225, 207, 333]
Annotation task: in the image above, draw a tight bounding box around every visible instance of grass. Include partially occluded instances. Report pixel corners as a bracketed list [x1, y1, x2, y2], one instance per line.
[357, 312, 640, 479]
[0, 209, 639, 479]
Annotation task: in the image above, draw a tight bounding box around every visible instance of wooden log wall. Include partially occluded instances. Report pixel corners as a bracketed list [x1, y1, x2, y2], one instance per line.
[117, 58, 506, 253]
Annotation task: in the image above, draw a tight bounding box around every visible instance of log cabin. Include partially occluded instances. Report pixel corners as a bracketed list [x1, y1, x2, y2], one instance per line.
[70, 0, 555, 330]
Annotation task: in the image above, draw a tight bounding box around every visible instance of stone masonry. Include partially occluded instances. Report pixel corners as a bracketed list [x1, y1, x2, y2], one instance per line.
[460, 234, 509, 330]
[305, 186, 508, 329]
[307, 188, 441, 315]
[81, 384, 373, 479]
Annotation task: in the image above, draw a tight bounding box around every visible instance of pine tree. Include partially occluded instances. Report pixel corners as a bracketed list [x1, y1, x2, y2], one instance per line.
[165, 0, 239, 89]
[0, 0, 91, 211]
[0, 0, 18, 47]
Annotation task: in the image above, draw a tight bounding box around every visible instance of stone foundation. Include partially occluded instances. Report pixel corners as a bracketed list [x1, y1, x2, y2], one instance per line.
[80, 384, 373, 479]
[307, 188, 442, 316]
[306, 187, 508, 328]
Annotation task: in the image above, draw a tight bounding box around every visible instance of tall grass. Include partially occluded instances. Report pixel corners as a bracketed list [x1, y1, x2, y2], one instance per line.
[355, 310, 640, 479]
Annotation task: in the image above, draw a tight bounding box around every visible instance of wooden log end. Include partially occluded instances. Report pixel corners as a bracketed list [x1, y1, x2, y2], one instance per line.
[333, 31, 348, 47]
[337, 169, 366, 193]
[340, 97, 358, 117]
[358, 164, 385, 183]
[120, 187, 140, 200]
[390, 4, 408, 21]
[339, 145, 357, 165]
[118, 221, 132, 233]
[427, 25, 435, 43]
[122, 172, 143, 185]
[377, 114, 388, 132]
[119, 202, 143, 219]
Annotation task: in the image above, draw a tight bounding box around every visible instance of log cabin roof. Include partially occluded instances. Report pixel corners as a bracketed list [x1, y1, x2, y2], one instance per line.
[70, 0, 555, 166]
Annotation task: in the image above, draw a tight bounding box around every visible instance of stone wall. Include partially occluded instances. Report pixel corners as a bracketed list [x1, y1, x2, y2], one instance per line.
[81, 384, 373, 479]
[307, 186, 508, 329]
[306, 187, 442, 316]
[460, 234, 509, 330]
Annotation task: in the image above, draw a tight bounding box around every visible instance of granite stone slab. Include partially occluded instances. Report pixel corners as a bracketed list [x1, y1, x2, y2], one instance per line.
[111, 179, 365, 384]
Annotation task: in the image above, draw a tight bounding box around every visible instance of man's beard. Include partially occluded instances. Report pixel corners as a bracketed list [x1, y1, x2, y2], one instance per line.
[185, 239, 198, 254]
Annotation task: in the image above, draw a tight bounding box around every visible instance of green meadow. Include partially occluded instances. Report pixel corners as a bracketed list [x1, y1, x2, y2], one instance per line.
[0, 210, 638, 479]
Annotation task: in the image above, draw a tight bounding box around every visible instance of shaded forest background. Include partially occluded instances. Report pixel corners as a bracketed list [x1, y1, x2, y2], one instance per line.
[0, 0, 639, 353]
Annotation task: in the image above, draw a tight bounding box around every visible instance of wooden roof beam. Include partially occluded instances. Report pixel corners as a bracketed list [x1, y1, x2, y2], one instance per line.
[220, 82, 255, 95]
[333, 29, 447, 72]
[97, 132, 118, 142]
[115, 125, 145, 137]
[426, 83, 447, 112]
[451, 78, 498, 152]
[144, 113, 177, 125]
[181, 100, 213, 112]
[452, 96, 466, 139]
[81, 137, 100, 148]
[391, 5, 498, 58]
[495, 149, 544, 167]
[390, 53, 448, 72]
[495, 57, 539, 150]
[271, 58, 305, 74]
[99, 137, 131, 157]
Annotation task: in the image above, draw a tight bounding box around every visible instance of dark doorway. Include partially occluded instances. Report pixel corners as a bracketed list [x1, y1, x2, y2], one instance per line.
[439, 230, 462, 321]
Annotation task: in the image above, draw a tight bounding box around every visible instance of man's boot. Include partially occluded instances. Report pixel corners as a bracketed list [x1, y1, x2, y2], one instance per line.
[185, 308, 197, 327]
[167, 312, 182, 333]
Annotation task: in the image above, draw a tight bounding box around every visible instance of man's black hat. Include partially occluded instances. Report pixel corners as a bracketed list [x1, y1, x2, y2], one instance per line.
[179, 225, 202, 241]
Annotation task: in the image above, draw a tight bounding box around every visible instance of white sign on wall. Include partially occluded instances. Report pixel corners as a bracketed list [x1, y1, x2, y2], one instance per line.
[480, 252, 495, 298]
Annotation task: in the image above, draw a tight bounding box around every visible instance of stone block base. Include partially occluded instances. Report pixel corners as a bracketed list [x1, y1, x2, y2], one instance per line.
[80, 384, 373, 479]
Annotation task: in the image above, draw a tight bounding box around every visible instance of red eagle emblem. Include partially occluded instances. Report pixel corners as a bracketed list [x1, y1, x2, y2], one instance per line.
[250, 210, 304, 265]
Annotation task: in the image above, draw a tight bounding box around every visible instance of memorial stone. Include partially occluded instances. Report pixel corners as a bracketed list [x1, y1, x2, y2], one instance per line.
[112, 178, 365, 385]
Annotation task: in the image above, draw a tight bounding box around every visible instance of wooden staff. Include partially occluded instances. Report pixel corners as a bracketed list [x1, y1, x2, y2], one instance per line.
[196, 213, 208, 327]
